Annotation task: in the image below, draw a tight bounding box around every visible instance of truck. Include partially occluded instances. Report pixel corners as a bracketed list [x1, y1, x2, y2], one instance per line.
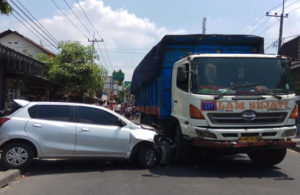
[131, 34, 298, 165]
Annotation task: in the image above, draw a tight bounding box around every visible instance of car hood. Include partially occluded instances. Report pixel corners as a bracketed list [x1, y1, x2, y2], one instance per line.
[130, 129, 157, 142]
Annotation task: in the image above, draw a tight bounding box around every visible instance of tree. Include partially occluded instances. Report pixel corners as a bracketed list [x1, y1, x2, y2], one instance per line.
[38, 41, 107, 101]
[0, 0, 13, 15]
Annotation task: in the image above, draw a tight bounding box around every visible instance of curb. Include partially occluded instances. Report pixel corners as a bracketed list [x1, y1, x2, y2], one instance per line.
[0, 169, 20, 188]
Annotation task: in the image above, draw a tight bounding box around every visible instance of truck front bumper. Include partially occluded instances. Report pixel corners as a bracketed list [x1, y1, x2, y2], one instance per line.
[188, 125, 297, 141]
[191, 139, 296, 149]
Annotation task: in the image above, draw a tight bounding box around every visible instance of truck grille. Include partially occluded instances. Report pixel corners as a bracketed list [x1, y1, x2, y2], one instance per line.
[207, 112, 287, 125]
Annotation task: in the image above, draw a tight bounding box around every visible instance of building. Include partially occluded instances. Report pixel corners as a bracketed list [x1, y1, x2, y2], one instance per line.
[279, 36, 300, 60]
[279, 36, 300, 94]
[0, 29, 56, 57]
[102, 76, 123, 101]
[0, 32, 59, 113]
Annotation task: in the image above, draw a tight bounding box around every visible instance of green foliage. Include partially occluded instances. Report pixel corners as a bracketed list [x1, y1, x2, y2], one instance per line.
[38, 41, 107, 99]
[0, 1, 13, 15]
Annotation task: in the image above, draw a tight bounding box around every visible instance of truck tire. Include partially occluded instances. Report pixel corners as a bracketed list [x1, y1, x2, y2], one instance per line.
[247, 148, 287, 166]
[175, 126, 191, 164]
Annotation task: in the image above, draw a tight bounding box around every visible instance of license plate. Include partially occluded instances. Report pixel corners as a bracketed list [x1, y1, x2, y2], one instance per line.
[238, 136, 261, 143]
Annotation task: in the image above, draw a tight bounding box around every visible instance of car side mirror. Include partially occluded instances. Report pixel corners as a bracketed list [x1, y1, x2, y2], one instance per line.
[116, 119, 126, 127]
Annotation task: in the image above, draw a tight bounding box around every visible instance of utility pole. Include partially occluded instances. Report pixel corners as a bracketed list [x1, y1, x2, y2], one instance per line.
[202, 17, 207, 34]
[88, 32, 103, 48]
[266, 0, 288, 54]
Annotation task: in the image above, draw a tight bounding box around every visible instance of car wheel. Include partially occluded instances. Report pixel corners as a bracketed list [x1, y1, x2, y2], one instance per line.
[137, 145, 158, 168]
[1, 143, 34, 169]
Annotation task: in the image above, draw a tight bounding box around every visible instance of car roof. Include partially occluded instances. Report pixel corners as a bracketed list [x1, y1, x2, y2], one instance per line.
[28, 101, 112, 111]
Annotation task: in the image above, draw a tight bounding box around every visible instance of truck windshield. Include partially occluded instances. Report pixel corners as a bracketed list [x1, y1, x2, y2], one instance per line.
[191, 57, 293, 95]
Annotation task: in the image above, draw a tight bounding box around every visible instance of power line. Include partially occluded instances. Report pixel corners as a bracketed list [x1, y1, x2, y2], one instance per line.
[244, 0, 297, 34]
[284, 33, 300, 39]
[63, 0, 91, 35]
[266, 0, 288, 54]
[254, 0, 300, 37]
[14, 0, 59, 44]
[9, 0, 58, 48]
[245, 1, 284, 34]
[106, 48, 149, 51]
[285, 0, 300, 9]
[11, 12, 47, 49]
[88, 32, 103, 47]
[286, 5, 300, 13]
[50, 0, 89, 39]
[102, 41, 113, 68]
[248, 17, 272, 34]
[244, 15, 265, 34]
[105, 50, 146, 54]
[264, 41, 277, 52]
[74, 0, 113, 69]
[11, 9, 58, 51]
[96, 41, 108, 68]
[257, 20, 278, 35]
[74, 0, 102, 39]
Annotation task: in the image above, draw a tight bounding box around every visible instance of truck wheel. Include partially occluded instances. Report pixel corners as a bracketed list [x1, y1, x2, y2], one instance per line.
[1, 143, 34, 169]
[137, 145, 158, 168]
[175, 126, 191, 164]
[247, 148, 287, 166]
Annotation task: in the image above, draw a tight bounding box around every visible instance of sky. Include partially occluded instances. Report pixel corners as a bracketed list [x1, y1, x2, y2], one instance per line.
[1, 0, 300, 81]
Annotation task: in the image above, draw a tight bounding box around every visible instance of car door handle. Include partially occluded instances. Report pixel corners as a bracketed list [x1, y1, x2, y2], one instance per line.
[32, 124, 42, 128]
[174, 100, 178, 103]
[80, 128, 90, 132]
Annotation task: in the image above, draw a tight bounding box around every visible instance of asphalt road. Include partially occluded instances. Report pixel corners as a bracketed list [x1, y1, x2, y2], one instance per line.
[0, 150, 300, 195]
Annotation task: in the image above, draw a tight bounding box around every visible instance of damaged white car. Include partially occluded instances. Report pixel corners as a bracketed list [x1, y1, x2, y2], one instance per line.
[0, 100, 158, 169]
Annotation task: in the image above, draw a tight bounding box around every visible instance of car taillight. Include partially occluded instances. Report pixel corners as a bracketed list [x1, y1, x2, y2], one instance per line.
[0, 118, 10, 127]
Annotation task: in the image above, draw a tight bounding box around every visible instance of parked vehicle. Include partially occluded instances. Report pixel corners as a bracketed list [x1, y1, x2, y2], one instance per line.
[0, 99, 158, 169]
[131, 34, 298, 165]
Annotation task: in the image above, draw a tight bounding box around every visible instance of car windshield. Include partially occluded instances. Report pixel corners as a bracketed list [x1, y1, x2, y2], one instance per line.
[191, 57, 293, 95]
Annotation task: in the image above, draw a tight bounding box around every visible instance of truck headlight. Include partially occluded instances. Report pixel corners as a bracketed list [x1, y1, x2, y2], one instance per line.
[282, 129, 297, 137]
[196, 130, 217, 139]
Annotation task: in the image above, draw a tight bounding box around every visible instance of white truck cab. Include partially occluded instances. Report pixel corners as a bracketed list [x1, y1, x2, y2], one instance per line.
[171, 54, 298, 164]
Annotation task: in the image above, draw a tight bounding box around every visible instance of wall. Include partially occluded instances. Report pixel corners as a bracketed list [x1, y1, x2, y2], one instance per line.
[0, 33, 46, 57]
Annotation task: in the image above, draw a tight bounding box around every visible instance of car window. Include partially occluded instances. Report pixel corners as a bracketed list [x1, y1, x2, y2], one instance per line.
[77, 106, 119, 126]
[28, 105, 72, 122]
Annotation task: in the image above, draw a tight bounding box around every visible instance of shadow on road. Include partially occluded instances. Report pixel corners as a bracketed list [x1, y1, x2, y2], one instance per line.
[20, 154, 293, 181]
[148, 154, 294, 180]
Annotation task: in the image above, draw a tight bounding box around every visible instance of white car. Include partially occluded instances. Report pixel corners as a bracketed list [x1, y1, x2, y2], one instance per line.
[0, 99, 158, 169]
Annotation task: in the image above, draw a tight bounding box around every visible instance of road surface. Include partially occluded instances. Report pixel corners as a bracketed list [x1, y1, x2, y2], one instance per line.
[1, 150, 300, 195]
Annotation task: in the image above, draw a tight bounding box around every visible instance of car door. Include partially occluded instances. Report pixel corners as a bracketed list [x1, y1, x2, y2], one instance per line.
[74, 106, 130, 157]
[25, 104, 76, 157]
